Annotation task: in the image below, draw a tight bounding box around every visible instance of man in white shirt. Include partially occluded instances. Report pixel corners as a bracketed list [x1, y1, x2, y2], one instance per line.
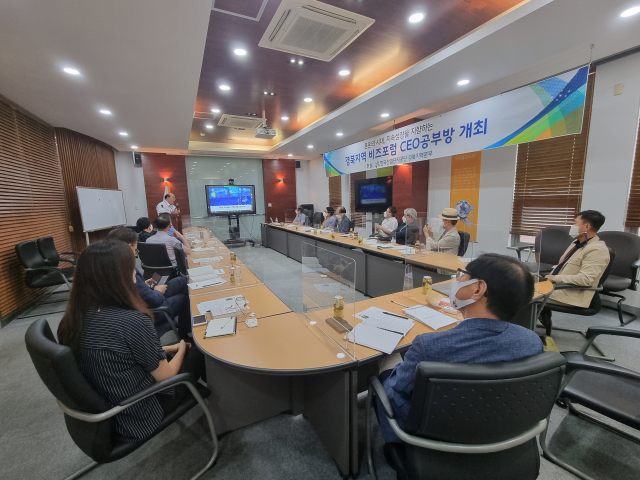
[292, 206, 308, 225]
[156, 193, 179, 216]
[375, 206, 398, 239]
[146, 215, 191, 266]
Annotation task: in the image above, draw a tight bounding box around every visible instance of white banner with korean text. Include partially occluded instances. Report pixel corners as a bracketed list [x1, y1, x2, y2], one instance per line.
[323, 66, 589, 176]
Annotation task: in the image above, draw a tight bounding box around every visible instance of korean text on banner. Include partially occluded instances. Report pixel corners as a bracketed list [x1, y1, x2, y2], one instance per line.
[450, 152, 481, 242]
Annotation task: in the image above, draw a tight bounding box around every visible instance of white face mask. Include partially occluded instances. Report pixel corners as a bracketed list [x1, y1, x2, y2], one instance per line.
[569, 225, 582, 238]
[402, 216, 406, 223]
[384, 211, 389, 219]
[449, 278, 479, 310]
[323, 212, 327, 218]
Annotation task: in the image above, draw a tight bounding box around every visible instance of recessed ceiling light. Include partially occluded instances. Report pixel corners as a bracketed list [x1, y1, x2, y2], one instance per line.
[457, 79, 470, 86]
[290, 59, 296, 64]
[408, 12, 425, 23]
[219, 84, 231, 91]
[307, 145, 313, 149]
[234, 48, 247, 56]
[281, 116, 289, 121]
[336, 132, 343, 136]
[211, 108, 220, 113]
[339, 70, 350, 76]
[264, 91, 268, 95]
[99, 109, 112, 115]
[131, 145, 138, 149]
[381, 113, 390, 118]
[298, 60, 304, 65]
[304, 97, 313, 102]
[63, 67, 80, 75]
[288, 154, 293, 157]
[205, 124, 214, 129]
[621, 6, 640, 17]
[119, 131, 128, 136]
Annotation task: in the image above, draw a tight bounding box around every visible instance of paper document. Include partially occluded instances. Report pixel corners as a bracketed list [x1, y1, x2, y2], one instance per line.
[403, 305, 457, 330]
[377, 244, 395, 250]
[192, 256, 222, 264]
[192, 246, 219, 252]
[347, 323, 403, 355]
[189, 273, 219, 282]
[197, 295, 248, 316]
[355, 307, 414, 336]
[188, 278, 226, 290]
[204, 317, 236, 338]
[187, 265, 215, 277]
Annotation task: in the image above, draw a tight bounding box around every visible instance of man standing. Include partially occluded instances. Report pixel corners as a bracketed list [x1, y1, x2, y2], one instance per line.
[157, 193, 180, 216]
[375, 206, 398, 240]
[424, 207, 461, 255]
[146, 215, 192, 266]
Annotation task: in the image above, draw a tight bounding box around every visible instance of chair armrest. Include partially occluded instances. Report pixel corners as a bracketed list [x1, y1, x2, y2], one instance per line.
[25, 266, 63, 273]
[141, 262, 174, 270]
[119, 372, 198, 406]
[368, 375, 395, 419]
[57, 258, 76, 266]
[552, 284, 602, 292]
[585, 326, 640, 340]
[515, 245, 533, 260]
[563, 352, 640, 384]
[61, 251, 82, 257]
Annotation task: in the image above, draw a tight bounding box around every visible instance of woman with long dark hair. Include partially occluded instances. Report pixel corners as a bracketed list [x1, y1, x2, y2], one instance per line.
[57, 240, 205, 443]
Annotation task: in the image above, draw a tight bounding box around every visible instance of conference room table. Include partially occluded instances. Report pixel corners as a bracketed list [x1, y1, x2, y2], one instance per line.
[183, 227, 553, 477]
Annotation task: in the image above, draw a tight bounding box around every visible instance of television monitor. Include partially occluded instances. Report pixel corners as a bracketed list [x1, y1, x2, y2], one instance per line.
[354, 176, 393, 213]
[205, 185, 256, 216]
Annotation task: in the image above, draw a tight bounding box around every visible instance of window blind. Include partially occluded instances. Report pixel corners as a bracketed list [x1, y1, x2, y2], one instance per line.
[624, 114, 640, 227]
[510, 69, 595, 236]
[329, 175, 341, 209]
[350, 172, 366, 227]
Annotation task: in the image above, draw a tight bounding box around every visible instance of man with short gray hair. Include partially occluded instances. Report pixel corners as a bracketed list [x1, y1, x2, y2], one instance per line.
[394, 208, 420, 245]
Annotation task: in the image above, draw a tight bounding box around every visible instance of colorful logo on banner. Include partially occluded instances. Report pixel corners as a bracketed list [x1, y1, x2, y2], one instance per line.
[324, 66, 589, 177]
[450, 152, 481, 242]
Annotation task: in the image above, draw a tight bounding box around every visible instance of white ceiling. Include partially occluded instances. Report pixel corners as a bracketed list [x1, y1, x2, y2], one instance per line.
[1, 0, 639, 158]
[0, 0, 212, 151]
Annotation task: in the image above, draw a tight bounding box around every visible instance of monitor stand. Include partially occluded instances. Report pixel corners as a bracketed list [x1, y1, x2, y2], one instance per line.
[223, 214, 254, 247]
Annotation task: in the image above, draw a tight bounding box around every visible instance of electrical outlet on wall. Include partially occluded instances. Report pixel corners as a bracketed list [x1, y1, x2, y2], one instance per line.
[268, 203, 272, 207]
[135, 205, 138, 210]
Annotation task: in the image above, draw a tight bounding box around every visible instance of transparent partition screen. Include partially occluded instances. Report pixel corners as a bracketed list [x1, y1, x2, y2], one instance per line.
[284, 209, 297, 224]
[301, 242, 356, 359]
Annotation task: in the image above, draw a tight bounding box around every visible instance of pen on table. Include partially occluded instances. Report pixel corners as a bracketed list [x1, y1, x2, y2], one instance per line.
[221, 317, 234, 329]
[383, 311, 410, 320]
[391, 300, 408, 308]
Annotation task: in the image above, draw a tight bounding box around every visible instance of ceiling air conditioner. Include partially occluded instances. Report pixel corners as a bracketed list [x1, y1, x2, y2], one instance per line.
[217, 114, 265, 130]
[258, 0, 374, 62]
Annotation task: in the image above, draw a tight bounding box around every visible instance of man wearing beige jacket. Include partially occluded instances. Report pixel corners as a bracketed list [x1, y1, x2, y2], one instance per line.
[544, 210, 610, 308]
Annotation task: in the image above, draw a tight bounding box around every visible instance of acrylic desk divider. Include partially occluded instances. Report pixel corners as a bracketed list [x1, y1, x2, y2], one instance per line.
[300, 241, 357, 360]
[284, 209, 297, 224]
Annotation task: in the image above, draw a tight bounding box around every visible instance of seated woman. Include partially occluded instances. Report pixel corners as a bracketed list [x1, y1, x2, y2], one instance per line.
[57, 240, 205, 443]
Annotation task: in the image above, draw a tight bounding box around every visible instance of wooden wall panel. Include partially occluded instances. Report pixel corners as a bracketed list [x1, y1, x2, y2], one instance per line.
[0, 96, 72, 318]
[140, 153, 190, 230]
[55, 128, 118, 251]
[263, 158, 297, 222]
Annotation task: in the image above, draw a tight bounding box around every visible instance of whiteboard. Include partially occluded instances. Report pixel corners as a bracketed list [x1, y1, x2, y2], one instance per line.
[76, 187, 127, 232]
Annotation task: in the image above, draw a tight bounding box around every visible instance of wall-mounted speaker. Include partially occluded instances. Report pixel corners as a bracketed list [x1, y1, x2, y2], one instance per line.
[295, 160, 301, 168]
[132, 152, 142, 166]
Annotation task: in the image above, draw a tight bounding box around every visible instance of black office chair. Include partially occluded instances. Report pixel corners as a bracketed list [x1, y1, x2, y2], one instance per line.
[539, 247, 615, 358]
[24, 319, 217, 480]
[313, 211, 323, 226]
[36, 236, 81, 266]
[597, 231, 640, 325]
[366, 352, 566, 480]
[349, 219, 356, 231]
[174, 246, 189, 277]
[302, 209, 312, 226]
[137, 243, 176, 280]
[540, 326, 640, 480]
[126, 225, 140, 233]
[457, 231, 470, 256]
[152, 306, 180, 341]
[15, 241, 74, 289]
[517, 226, 574, 274]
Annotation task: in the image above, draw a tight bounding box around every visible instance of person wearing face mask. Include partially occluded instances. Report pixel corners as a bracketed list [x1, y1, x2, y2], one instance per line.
[424, 207, 461, 255]
[542, 210, 610, 311]
[336, 206, 351, 234]
[321, 206, 337, 230]
[375, 253, 542, 444]
[393, 208, 420, 245]
[292, 206, 308, 225]
[375, 206, 398, 240]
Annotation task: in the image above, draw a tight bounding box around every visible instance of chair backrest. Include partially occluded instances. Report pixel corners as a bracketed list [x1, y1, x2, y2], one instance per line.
[406, 352, 565, 444]
[174, 246, 188, 276]
[313, 211, 323, 226]
[536, 226, 573, 265]
[24, 319, 114, 461]
[349, 219, 356, 231]
[458, 231, 470, 256]
[36, 236, 60, 265]
[588, 247, 616, 312]
[597, 231, 640, 280]
[137, 243, 174, 279]
[15, 240, 48, 269]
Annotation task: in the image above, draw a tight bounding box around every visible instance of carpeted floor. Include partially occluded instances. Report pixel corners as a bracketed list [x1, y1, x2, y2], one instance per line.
[2, 246, 640, 479]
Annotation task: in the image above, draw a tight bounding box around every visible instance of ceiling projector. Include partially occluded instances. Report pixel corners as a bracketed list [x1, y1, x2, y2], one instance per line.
[255, 126, 276, 139]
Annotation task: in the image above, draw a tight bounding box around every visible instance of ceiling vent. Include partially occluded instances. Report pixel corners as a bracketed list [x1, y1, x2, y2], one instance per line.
[258, 0, 374, 62]
[217, 114, 265, 130]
